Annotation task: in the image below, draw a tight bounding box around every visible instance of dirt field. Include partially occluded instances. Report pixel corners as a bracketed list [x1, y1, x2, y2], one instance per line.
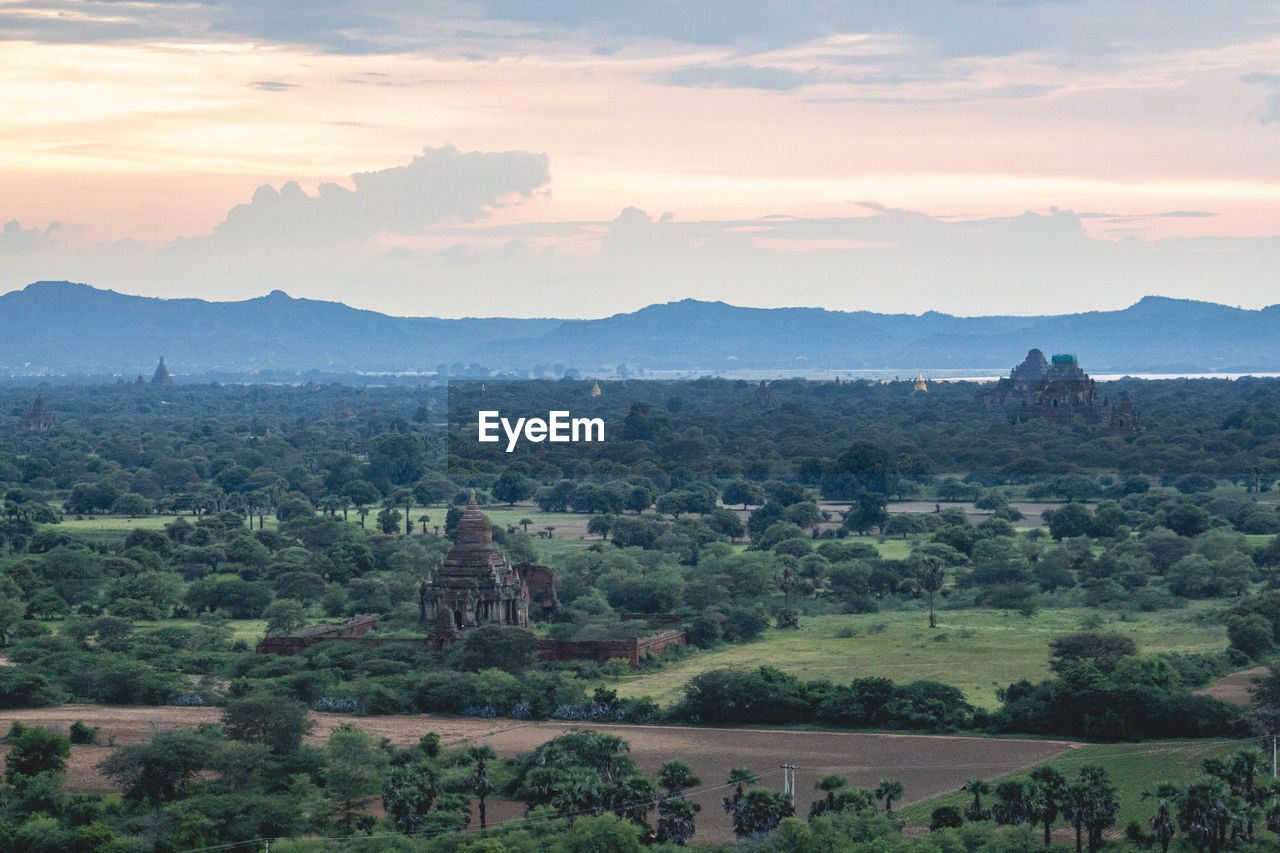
[1198, 665, 1268, 706]
[0, 705, 1077, 843]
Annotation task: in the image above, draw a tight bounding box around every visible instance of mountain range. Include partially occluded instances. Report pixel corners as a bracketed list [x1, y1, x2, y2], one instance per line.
[4, 281, 1279, 377]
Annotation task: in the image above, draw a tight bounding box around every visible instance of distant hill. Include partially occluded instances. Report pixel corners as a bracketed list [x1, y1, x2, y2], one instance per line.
[3, 281, 1279, 376]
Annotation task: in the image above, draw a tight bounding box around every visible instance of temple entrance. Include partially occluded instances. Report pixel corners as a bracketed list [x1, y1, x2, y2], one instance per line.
[454, 610, 463, 629]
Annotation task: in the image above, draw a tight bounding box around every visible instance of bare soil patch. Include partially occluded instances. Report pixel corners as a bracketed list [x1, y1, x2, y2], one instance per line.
[1198, 665, 1268, 706]
[0, 705, 1076, 843]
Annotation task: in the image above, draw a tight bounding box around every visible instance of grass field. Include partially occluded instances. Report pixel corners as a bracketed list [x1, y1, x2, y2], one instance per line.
[130, 617, 268, 644]
[615, 606, 1228, 710]
[57, 513, 282, 547]
[35, 615, 268, 645]
[898, 737, 1266, 834]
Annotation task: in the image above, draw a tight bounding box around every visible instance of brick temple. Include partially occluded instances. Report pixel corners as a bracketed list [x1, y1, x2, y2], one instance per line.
[978, 348, 1142, 434]
[418, 492, 557, 648]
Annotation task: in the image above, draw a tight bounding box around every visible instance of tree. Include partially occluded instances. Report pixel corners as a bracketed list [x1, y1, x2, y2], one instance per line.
[455, 625, 537, 674]
[26, 589, 68, 621]
[378, 758, 440, 829]
[1031, 765, 1066, 846]
[221, 692, 314, 755]
[1228, 613, 1273, 659]
[807, 774, 874, 820]
[1048, 502, 1093, 540]
[1058, 767, 1120, 853]
[1177, 776, 1231, 853]
[377, 501, 402, 535]
[0, 596, 25, 646]
[110, 493, 151, 518]
[658, 796, 700, 845]
[732, 788, 795, 838]
[99, 728, 214, 804]
[326, 723, 390, 830]
[466, 744, 497, 830]
[1049, 631, 1138, 674]
[962, 778, 992, 822]
[875, 779, 904, 815]
[656, 759, 702, 844]
[587, 514, 614, 540]
[342, 480, 380, 528]
[992, 779, 1034, 826]
[842, 492, 888, 536]
[1061, 782, 1092, 853]
[4, 725, 69, 784]
[1148, 783, 1179, 853]
[916, 557, 944, 629]
[263, 599, 307, 636]
[395, 489, 414, 535]
[722, 766, 758, 821]
[722, 480, 764, 509]
[558, 814, 644, 853]
[492, 473, 536, 506]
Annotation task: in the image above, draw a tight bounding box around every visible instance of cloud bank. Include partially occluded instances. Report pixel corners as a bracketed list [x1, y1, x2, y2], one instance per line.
[2, 147, 1278, 319]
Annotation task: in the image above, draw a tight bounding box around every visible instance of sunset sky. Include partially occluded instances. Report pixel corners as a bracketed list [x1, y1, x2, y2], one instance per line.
[1, 1, 1277, 317]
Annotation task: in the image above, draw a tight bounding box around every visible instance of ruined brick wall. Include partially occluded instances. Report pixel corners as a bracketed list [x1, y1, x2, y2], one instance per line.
[535, 629, 685, 669]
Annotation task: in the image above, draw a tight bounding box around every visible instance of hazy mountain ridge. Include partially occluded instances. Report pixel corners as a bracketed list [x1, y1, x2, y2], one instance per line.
[3, 282, 1278, 376]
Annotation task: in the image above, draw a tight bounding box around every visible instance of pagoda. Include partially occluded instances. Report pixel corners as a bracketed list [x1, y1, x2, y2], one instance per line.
[977, 349, 1142, 434]
[418, 492, 539, 648]
[18, 394, 54, 432]
[151, 357, 174, 386]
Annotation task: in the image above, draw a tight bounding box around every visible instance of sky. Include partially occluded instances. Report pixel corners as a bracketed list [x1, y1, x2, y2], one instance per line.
[0, 1, 1278, 318]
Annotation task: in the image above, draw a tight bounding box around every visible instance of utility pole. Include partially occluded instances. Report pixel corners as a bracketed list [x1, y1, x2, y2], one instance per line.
[780, 764, 798, 798]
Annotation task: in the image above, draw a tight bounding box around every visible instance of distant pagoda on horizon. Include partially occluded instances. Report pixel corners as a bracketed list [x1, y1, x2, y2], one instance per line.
[19, 393, 55, 432]
[151, 357, 174, 386]
[977, 348, 1142, 434]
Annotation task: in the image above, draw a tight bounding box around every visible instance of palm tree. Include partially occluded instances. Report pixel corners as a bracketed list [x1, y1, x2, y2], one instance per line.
[395, 489, 413, 535]
[520, 517, 532, 533]
[465, 744, 496, 829]
[992, 780, 1031, 826]
[875, 779, 905, 816]
[722, 767, 758, 820]
[1060, 781, 1092, 853]
[1178, 777, 1232, 853]
[658, 759, 701, 797]
[1147, 783, 1179, 853]
[916, 557, 945, 628]
[1031, 765, 1066, 846]
[962, 778, 992, 822]
[658, 796, 700, 845]
[1264, 782, 1280, 853]
[810, 774, 849, 819]
[1227, 748, 1266, 841]
[732, 788, 794, 839]
[613, 773, 658, 830]
[657, 758, 702, 842]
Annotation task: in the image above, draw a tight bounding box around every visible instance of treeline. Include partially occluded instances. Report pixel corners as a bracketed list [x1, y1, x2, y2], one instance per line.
[4, 708, 1278, 853]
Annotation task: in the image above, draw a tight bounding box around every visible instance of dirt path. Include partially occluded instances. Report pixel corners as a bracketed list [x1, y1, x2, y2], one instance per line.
[0, 705, 1078, 843]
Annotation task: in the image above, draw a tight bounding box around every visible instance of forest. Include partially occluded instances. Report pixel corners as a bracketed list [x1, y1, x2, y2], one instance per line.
[3, 377, 1280, 851]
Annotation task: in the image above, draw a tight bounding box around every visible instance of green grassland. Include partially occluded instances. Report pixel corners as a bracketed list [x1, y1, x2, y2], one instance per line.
[36, 615, 269, 645]
[898, 738, 1263, 833]
[132, 617, 268, 644]
[615, 606, 1228, 710]
[57, 514, 281, 547]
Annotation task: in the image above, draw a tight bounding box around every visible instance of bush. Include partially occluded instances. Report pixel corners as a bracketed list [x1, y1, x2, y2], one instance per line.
[69, 720, 98, 745]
